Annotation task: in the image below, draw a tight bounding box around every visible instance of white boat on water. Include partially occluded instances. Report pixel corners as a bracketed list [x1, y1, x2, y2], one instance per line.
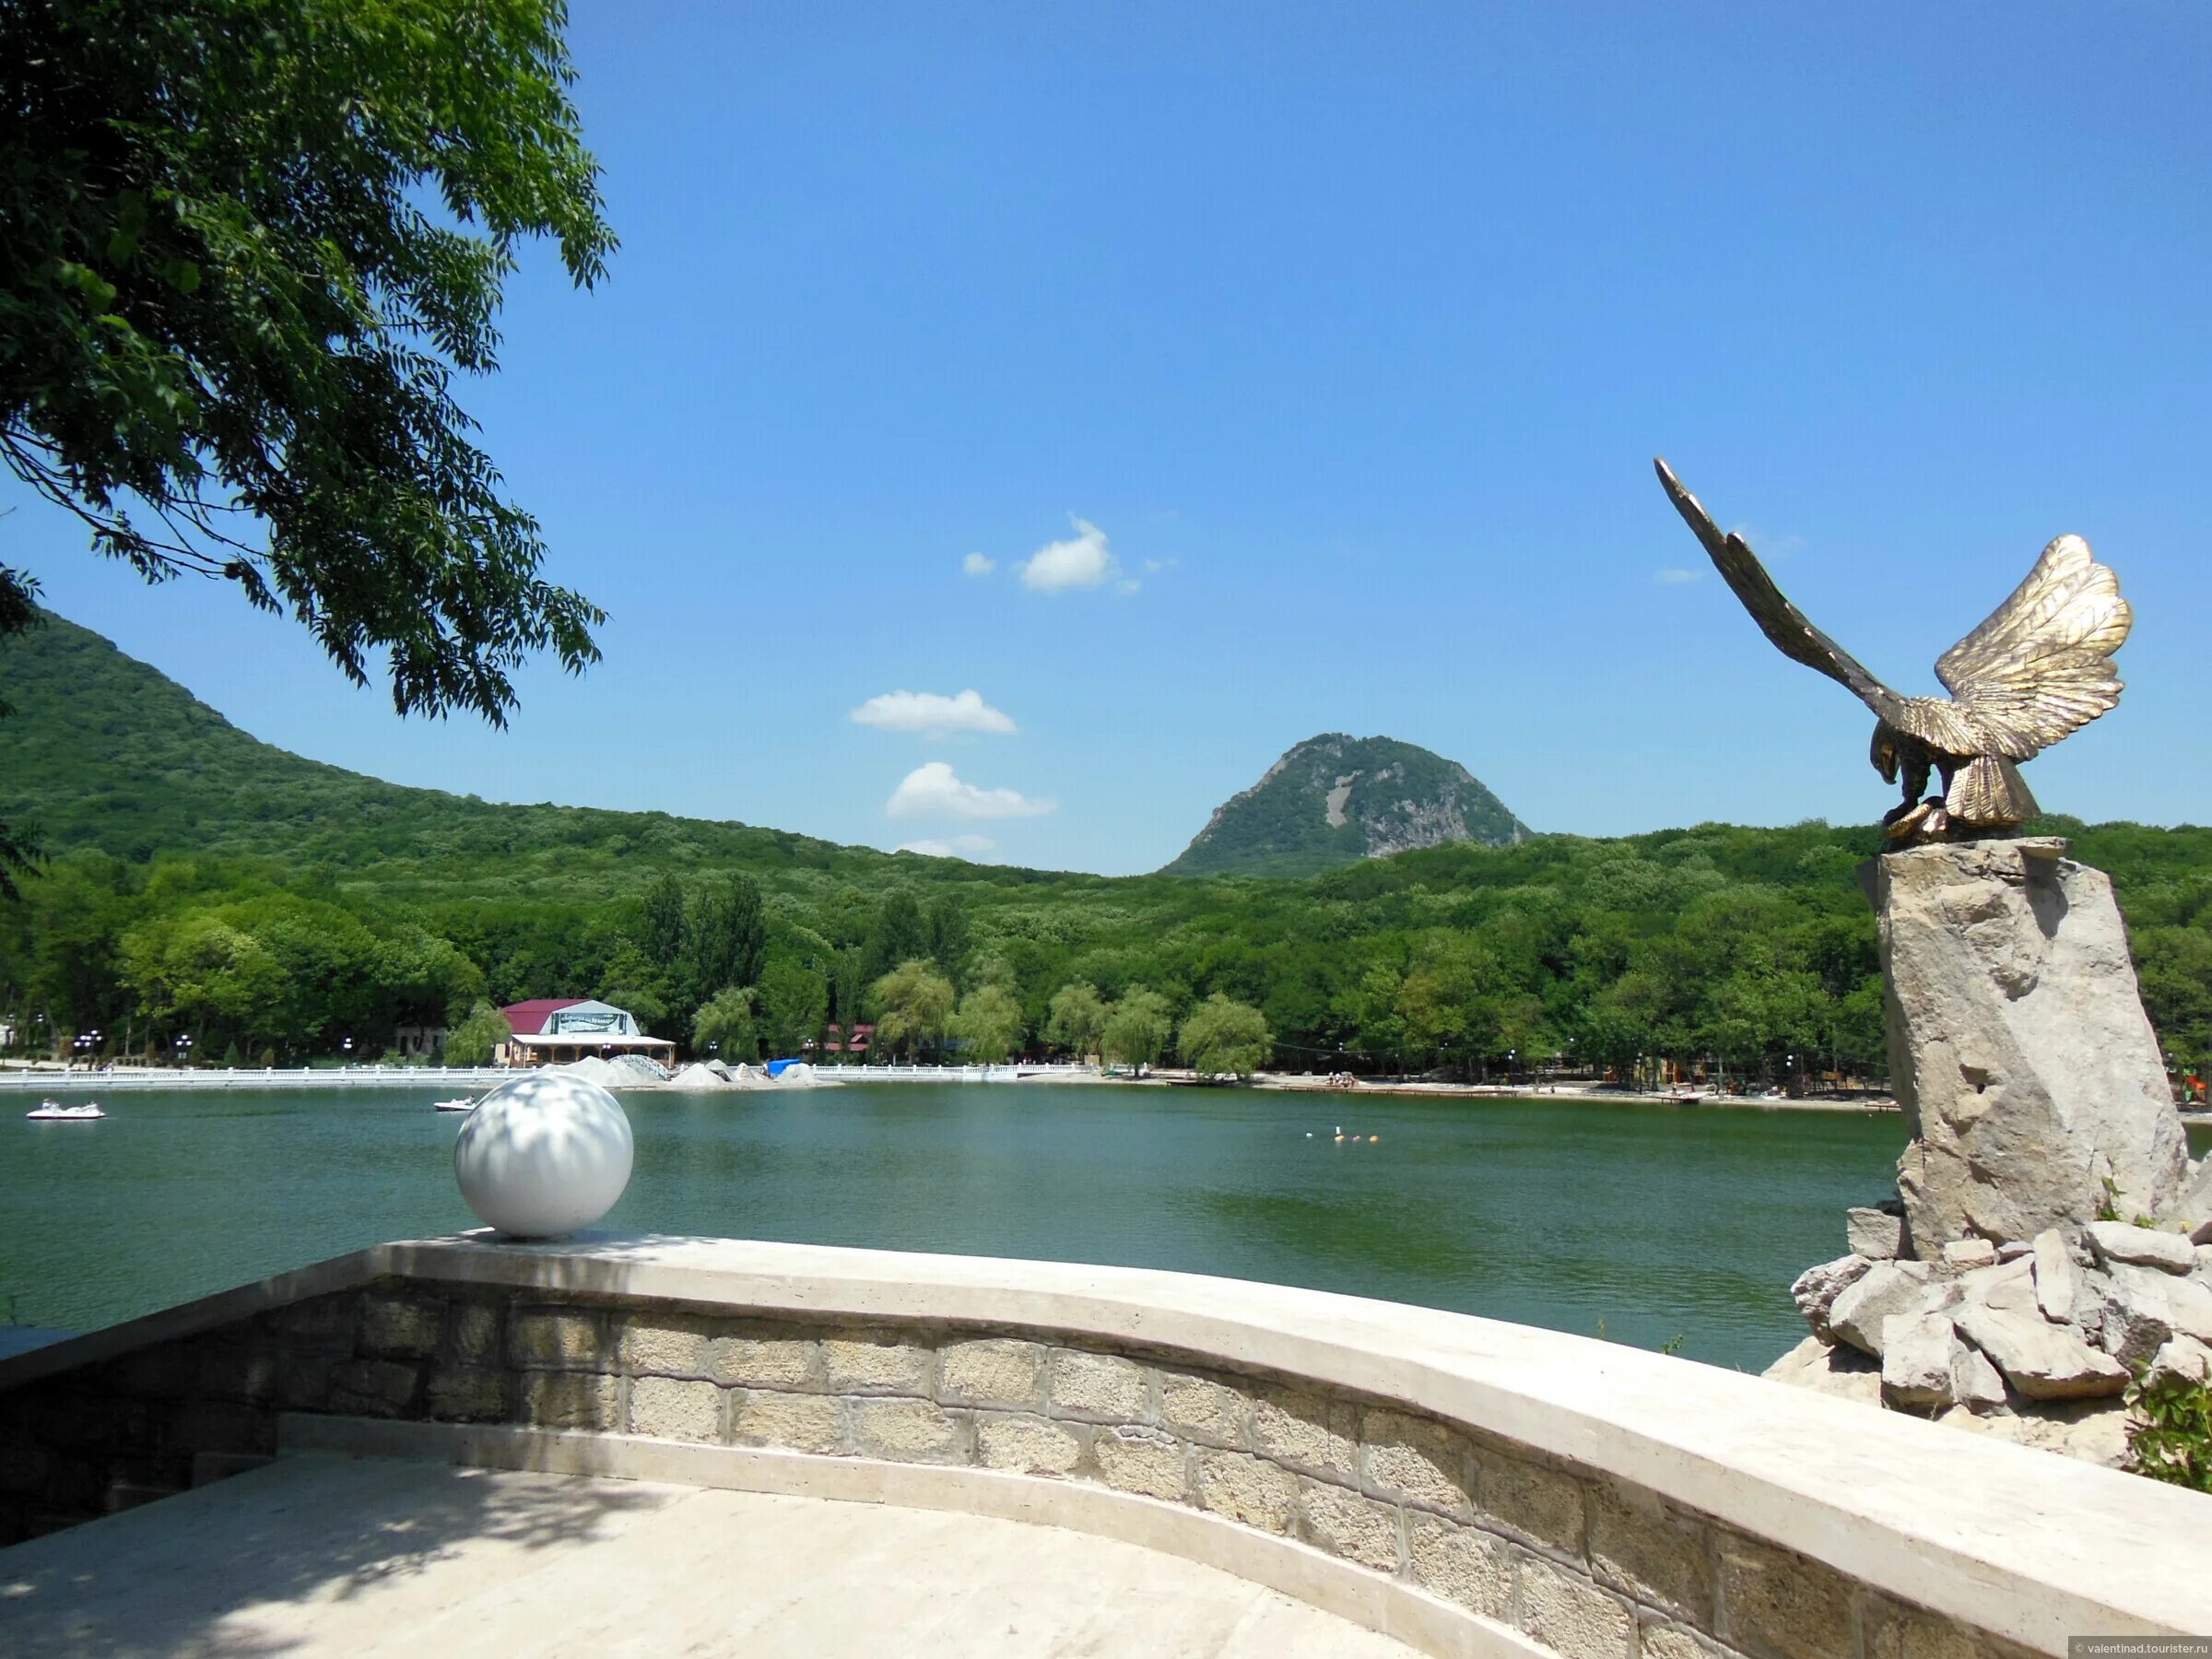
[27, 1100, 104, 1121]
[434, 1097, 477, 1113]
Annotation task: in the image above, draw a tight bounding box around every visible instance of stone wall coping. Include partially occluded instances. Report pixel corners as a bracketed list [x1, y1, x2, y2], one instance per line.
[7, 1230, 2206, 1647]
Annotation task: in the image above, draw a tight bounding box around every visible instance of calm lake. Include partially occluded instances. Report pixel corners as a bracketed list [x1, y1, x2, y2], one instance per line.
[0, 1082, 1975, 1372]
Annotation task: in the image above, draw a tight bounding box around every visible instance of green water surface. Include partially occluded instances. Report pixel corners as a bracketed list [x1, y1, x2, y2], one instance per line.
[0, 1083, 1956, 1371]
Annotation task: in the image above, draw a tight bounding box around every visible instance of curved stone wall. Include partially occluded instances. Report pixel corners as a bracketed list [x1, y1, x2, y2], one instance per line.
[2, 1234, 2204, 1656]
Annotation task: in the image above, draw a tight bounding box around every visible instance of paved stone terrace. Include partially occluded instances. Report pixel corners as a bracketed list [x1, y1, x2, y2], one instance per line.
[6, 1234, 2205, 1653]
[0, 1452, 1417, 1656]
[0, 1274, 2037, 1659]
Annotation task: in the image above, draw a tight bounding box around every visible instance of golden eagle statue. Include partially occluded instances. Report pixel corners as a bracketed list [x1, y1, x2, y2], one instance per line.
[1654, 459, 2131, 842]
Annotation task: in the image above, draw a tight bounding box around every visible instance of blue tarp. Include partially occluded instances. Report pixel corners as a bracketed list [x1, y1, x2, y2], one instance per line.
[765, 1058, 803, 1077]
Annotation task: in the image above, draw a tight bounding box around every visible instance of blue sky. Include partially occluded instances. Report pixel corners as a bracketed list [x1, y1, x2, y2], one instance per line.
[7, 3, 2208, 874]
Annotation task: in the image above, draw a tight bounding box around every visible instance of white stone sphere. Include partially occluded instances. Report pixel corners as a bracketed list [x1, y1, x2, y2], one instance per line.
[453, 1073, 634, 1239]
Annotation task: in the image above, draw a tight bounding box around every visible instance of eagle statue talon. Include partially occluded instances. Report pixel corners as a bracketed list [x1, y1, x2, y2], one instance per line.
[1654, 459, 2131, 841]
[1884, 800, 1952, 844]
[1884, 800, 1940, 841]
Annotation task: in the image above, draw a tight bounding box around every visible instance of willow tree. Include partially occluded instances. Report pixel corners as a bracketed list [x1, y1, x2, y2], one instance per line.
[952, 983, 1023, 1064]
[872, 959, 955, 1060]
[0, 0, 616, 888]
[1178, 994, 1271, 1080]
[1100, 987, 1172, 1072]
[1044, 981, 1107, 1063]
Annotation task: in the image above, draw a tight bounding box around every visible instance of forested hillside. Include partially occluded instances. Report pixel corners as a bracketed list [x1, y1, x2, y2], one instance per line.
[3, 612, 2208, 1077]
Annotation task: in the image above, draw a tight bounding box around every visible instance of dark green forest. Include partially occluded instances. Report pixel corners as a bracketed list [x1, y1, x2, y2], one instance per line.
[5, 613, 2210, 1077]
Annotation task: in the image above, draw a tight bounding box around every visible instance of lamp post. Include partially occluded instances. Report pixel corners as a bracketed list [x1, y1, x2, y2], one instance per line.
[342, 1036, 354, 1068]
[174, 1033, 194, 1066]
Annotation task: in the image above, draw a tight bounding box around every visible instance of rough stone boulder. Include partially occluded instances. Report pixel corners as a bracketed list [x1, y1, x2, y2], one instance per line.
[1958, 1254, 2037, 1317]
[1942, 1238, 1998, 1270]
[2031, 1229, 2077, 1323]
[1863, 839, 2187, 1249]
[2085, 1221, 2194, 1274]
[1791, 1254, 1872, 1342]
[2157, 1158, 2212, 1242]
[2148, 1335, 2212, 1389]
[1949, 1343, 2007, 1411]
[1936, 1395, 2131, 1469]
[1845, 1204, 1907, 1261]
[1829, 1261, 1950, 1357]
[1953, 1304, 2127, 1400]
[2095, 1262, 2212, 1364]
[1879, 1312, 1964, 1410]
[1763, 1335, 1881, 1406]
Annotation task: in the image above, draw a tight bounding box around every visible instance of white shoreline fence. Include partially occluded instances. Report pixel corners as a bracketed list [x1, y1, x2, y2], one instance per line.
[0, 1065, 518, 1092]
[0, 1061, 1108, 1091]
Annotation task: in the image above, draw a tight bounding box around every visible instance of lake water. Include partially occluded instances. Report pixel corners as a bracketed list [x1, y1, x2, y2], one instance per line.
[0, 1083, 1962, 1372]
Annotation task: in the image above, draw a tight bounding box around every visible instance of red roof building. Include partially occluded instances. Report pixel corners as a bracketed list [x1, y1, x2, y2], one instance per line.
[493, 997, 675, 1067]
[500, 999, 583, 1037]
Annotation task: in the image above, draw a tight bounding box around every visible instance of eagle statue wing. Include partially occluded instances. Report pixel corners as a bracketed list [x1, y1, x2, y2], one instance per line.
[1653, 459, 1937, 735]
[1931, 534, 2131, 760]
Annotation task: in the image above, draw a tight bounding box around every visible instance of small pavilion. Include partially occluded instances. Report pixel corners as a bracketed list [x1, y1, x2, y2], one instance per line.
[496, 998, 677, 1068]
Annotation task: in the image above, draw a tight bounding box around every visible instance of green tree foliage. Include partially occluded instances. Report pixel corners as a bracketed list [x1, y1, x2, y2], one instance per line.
[0, 0, 613, 727]
[1044, 981, 1108, 1061]
[872, 959, 955, 1059]
[595, 945, 669, 1035]
[1178, 993, 1272, 1078]
[0, 587, 41, 897]
[639, 876, 687, 972]
[4, 618, 2211, 1075]
[685, 876, 767, 998]
[1101, 987, 1173, 1071]
[757, 956, 828, 1057]
[445, 1000, 512, 1067]
[953, 983, 1024, 1063]
[120, 912, 285, 1048]
[925, 896, 972, 984]
[691, 986, 759, 1064]
[2126, 1368, 2212, 1491]
[864, 893, 929, 984]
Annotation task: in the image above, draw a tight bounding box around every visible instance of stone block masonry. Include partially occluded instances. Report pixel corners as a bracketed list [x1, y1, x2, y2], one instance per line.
[0, 1273, 2039, 1659]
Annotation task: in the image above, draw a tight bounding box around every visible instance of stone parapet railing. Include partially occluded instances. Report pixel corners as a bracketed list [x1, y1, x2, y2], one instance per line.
[1, 1234, 2204, 1657]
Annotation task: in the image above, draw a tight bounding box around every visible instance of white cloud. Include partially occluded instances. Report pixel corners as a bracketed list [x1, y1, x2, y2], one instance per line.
[962, 552, 996, 577]
[887, 761, 1055, 821]
[1653, 567, 1703, 584]
[895, 834, 997, 859]
[1019, 516, 1130, 594]
[850, 688, 1017, 737]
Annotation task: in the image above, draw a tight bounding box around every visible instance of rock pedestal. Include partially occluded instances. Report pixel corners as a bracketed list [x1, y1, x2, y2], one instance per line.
[1768, 839, 2201, 1471]
[1862, 838, 2187, 1251]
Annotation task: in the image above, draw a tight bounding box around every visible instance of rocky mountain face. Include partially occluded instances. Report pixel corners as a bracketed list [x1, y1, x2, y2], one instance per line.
[1163, 734, 1528, 877]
